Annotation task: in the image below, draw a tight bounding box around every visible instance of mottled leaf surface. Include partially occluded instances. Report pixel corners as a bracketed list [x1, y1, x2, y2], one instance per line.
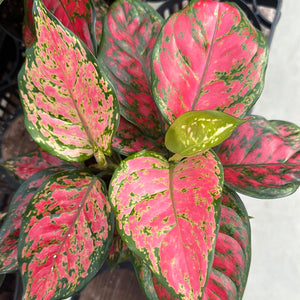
[109, 150, 223, 298]
[19, 0, 119, 164]
[152, 0, 268, 125]
[18, 170, 114, 300]
[133, 187, 251, 300]
[99, 0, 163, 138]
[23, 0, 96, 53]
[218, 116, 300, 198]
[2, 148, 81, 181]
[0, 166, 73, 274]
[112, 116, 165, 156]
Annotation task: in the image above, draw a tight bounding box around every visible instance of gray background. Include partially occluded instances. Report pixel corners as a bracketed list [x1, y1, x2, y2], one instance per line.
[242, 1, 300, 299]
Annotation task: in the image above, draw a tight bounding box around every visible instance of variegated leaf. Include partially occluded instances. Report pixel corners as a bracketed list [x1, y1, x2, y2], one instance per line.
[98, 0, 163, 138]
[112, 116, 165, 156]
[19, 0, 119, 165]
[151, 0, 268, 125]
[218, 116, 300, 198]
[2, 148, 81, 181]
[18, 170, 114, 300]
[133, 187, 251, 300]
[109, 150, 223, 299]
[0, 166, 74, 274]
[23, 0, 97, 53]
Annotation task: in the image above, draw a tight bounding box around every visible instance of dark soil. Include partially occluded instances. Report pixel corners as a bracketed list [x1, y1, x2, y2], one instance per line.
[79, 268, 147, 300]
[1, 114, 37, 161]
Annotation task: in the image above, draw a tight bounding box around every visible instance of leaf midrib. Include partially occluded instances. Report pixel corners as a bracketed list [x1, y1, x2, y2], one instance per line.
[191, 3, 220, 110]
[50, 176, 97, 270]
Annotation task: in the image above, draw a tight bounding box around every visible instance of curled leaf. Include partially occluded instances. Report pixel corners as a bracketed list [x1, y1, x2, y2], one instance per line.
[165, 110, 247, 156]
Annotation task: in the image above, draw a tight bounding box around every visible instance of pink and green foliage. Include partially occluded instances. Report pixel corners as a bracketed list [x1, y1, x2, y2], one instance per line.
[23, 0, 97, 53]
[218, 116, 300, 198]
[0, 166, 75, 274]
[0, 0, 299, 299]
[112, 116, 165, 156]
[19, 0, 119, 165]
[151, 0, 268, 126]
[98, 0, 163, 139]
[18, 170, 114, 300]
[109, 150, 223, 298]
[2, 148, 81, 181]
[132, 187, 251, 300]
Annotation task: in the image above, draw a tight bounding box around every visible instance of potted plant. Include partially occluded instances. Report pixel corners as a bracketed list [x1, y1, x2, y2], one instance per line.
[0, 0, 299, 299]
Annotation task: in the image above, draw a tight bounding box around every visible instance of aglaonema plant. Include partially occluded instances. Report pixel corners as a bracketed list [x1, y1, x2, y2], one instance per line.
[0, 0, 299, 299]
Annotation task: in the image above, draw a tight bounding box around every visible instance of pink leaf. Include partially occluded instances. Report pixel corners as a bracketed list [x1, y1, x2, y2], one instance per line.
[2, 148, 81, 181]
[98, 0, 163, 138]
[218, 116, 300, 198]
[19, 0, 119, 164]
[133, 187, 251, 299]
[109, 150, 223, 298]
[19, 170, 114, 300]
[0, 166, 74, 273]
[152, 0, 268, 125]
[23, 0, 96, 53]
[112, 117, 165, 156]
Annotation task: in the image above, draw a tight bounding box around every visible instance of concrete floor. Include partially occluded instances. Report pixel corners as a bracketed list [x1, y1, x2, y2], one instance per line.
[242, 1, 300, 299]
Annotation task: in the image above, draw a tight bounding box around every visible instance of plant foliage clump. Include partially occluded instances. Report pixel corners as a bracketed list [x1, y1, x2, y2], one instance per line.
[0, 0, 299, 299]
